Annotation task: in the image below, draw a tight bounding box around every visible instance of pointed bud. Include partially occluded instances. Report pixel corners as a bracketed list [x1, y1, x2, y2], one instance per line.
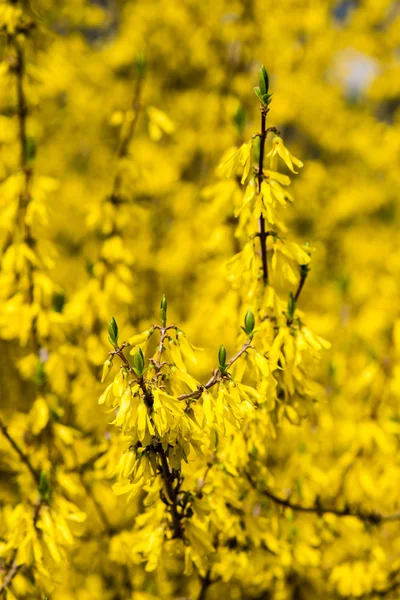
[133, 348, 145, 377]
[218, 344, 227, 372]
[260, 65, 269, 94]
[108, 316, 119, 346]
[244, 309, 255, 337]
[38, 470, 51, 502]
[160, 294, 167, 326]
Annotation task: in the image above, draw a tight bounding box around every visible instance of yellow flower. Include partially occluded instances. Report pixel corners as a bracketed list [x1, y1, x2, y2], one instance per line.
[266, 136, 303, 173]
[218, 140, 253, 184]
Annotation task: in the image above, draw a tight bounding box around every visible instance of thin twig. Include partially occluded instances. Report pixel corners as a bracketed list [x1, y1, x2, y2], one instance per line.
[0, 418, 39, 484]
[246, 473, 400, 524]
[197, 569, 212, 600]
[294, 265, 309, 303]
[0, 557, 22, 595]
[158, 446, 183, 539]
[177, 341, 254, 401]
[257, 107, 269, 285]
[110, 71, 145, 202]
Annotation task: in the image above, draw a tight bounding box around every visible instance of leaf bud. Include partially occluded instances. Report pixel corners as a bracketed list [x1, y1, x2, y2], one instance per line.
[133, 348, 145, 378]
[38, 470, 51, 502]
[244, 309, 255, 337]
[218, 344, 227, 372]
[160, 294, 167, 326]
[259, 65, 269, 95]
[261, 65, 269, 93]
[108, 316, 119, 346]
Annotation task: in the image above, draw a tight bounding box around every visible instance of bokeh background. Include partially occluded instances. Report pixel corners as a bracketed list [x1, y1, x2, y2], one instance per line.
[1, 0, 400, 598]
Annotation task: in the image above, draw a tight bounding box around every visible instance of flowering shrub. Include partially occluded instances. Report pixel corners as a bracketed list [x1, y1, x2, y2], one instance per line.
[1, 1, 400, 599]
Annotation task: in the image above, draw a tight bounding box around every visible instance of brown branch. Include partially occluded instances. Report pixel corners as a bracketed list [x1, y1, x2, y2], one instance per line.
[110, 339, 252, 539]
[0, 556, 22, 595]
[197, 569, 212, 600]
[294, 266, 309, 303]
[0, 418, 39, 484]
[177, 341, 254, 402]
[113, 339, 253, 403]
[154, 326, 170, 373]
[246, 473, 400, 524]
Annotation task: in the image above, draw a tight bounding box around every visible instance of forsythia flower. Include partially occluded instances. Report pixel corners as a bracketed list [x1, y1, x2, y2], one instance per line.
[267, 136, 304, 173]
[1, 1, 400, 599]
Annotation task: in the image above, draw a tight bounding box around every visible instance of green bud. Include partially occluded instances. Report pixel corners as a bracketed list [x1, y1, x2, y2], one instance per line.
[260, 65, 269, 94]
[108, 316, 119, 346]
[38, 470, 51, 502]
[160, 294, 167, 326]
[52, 291, 66, 313]
[133, 348, 145, 377]
[218, 344, 227, 372]
[244, 309, 255, 337]
[255, 66, 271, 106]
[287, 292, 296, 320]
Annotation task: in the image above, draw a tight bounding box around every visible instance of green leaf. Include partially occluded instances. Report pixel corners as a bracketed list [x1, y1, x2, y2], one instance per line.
[260, 65, 269, 94]
[254, 87, 264, 104]
[259, 68, 266, 95]
[133, 348, 145, 377]
[263, 93, 273, 105]
[108, 317, 119, 346]
[160, 294, 167, 326]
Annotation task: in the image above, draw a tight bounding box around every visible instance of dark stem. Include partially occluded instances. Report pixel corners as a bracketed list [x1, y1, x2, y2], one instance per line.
[257, 108, 269, 285]
[158, 446, 183, 538]
[246, 473, 400, 524]
[294, 267, 309, 303]
[0, 418, 39, 484]
[177, 341, 253, 401]
[0, 557, 22, 595]
[197, 570, 212, 600]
